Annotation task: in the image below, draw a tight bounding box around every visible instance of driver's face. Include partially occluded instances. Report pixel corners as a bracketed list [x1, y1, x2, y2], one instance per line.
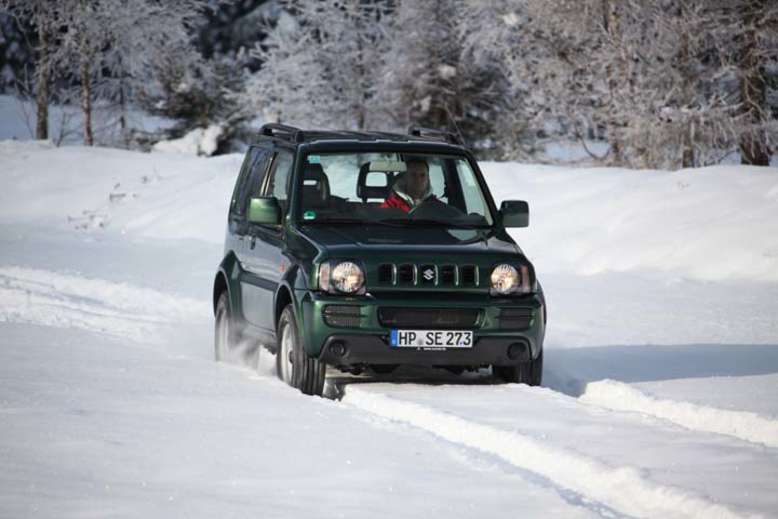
[405, 162, 429, 199]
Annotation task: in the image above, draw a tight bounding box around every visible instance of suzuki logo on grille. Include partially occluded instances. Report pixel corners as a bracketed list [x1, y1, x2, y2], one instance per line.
[423, 268, 435, 281]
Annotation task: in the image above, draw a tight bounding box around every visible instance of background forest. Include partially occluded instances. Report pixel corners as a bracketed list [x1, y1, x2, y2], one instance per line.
[1, 0, 776, 169]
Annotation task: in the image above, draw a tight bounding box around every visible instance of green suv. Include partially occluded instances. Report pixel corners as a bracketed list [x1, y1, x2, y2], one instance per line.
[213, 124, 546, 395]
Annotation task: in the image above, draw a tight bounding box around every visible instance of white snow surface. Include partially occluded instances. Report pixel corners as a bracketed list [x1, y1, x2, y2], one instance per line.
[151, 124, 224, 156]
[1, 140, 777, 518]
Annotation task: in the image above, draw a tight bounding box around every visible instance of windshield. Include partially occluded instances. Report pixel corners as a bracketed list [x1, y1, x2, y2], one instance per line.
[297, 152, 494, 228]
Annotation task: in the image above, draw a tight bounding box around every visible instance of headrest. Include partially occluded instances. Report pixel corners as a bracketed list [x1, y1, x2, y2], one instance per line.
[357, 162, 394, 202]
[302, 163, 330, 208]
[304, 162, 327, 182]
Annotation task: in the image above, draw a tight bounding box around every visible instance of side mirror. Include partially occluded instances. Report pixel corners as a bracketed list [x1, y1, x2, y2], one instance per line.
[247, 197, 281, 225]
[500, 200, 529, 228]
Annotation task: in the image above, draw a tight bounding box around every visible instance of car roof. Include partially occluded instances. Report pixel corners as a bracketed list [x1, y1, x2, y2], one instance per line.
[256, 123, 467, 151]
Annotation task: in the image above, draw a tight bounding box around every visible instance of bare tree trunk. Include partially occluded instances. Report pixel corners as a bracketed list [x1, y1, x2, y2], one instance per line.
[355, 11, 366, 131]
[35, 21, 51, 140]
[739, 0, 770, 166]
[80, 54, 94, 146]
[682, 124, 695, 168]
[603, 0, 625, 165]
[678, 19, 696, 169]
[119, 84, 128, 143]
[117, 50, 128, 144]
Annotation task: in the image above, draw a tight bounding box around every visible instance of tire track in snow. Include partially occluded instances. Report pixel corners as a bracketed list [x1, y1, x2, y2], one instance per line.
[0, 266, 209, 342]
[343, 386, 758, 519]
[546, 365, 778, 449]
[577, 379, 778, 449]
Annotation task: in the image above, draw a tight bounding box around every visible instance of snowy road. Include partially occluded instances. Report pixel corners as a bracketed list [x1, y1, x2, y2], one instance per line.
[2, 255, 776, 518]
[1, 142, 777, 517]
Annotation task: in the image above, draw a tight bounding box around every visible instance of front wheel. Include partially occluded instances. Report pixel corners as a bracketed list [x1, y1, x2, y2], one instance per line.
[276, 305, 325, 396]
[493, 350, 543, 386]
[214, 292, 237, 362]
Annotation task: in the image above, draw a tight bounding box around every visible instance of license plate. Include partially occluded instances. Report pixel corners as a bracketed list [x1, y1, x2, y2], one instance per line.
[390, 330, 473, 348]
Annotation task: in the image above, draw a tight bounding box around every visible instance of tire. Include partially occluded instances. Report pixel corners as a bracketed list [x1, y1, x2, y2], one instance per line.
[276, 304, 325, 396]
[493, 350, 543, 386]
[214, 291, 238, 362]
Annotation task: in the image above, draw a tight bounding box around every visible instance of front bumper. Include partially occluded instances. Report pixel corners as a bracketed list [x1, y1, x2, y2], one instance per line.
[297, 290, 545, 368]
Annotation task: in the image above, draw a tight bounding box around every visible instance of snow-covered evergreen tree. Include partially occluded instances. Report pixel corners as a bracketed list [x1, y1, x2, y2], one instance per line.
[100, 0, 211, 139]
[238, 0, 392, 130]
[56, 0, 211, 146]
[0, 9, 33, 92]
[380, 0, 511, 154]
[491, 0, 776, 168]
[0, 0, 68, 140]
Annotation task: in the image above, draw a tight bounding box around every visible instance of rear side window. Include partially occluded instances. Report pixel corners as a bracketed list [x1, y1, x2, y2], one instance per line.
[229, 151, 254, 214]
[231, 146, 272, 217]
[264, 149, 295, 213]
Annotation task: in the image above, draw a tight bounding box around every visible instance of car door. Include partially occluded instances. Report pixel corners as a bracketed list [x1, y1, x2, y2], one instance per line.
[240, 147, 295, 335]
[232, 145, 274, 331]
[225, 148, 258, 258]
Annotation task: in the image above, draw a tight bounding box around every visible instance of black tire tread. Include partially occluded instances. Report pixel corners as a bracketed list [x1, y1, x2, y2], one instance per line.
[279, 305, 325, 396]
[494, 350, 543, 386]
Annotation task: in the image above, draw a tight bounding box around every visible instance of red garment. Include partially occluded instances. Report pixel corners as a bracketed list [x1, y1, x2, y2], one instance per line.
[380, 192, 412, 212]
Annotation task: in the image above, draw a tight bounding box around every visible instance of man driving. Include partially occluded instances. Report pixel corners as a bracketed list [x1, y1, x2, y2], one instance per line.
[380, 159, 436, 212]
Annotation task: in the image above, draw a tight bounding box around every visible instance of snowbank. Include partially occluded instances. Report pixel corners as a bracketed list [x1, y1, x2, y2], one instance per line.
[0, 266, 208, 343]
[152, 124, 224, 156]
[580, 379, 778, 448]
[0, 140, 240, 243]
[483, 162, 778, 281]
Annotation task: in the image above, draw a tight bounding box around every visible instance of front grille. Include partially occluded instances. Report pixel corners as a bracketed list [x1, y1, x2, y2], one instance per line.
[323, 305, 363, 328]
[440, 265, 456, 285]
[397, 264, 414, 284]
[498, 308, 533, 330]
[378, 307, 480, 329]
[378, 264, 394, 283]
[374, 263, 479, 287]
[460, 265, 477, 286]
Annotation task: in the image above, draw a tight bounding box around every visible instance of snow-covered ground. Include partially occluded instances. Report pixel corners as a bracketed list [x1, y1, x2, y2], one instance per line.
[1, 140, 777, 518]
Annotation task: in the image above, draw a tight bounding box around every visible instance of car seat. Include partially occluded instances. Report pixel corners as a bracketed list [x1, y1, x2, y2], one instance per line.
[357, 163, 395, 203]
[302, 163, 331, 209]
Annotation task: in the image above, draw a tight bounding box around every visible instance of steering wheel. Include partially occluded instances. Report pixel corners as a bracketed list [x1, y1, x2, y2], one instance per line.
[408, 198, 465, 219]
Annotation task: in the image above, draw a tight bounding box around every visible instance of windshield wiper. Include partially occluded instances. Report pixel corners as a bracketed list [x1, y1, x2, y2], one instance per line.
[379, 218, 491, 229]
[301, 217, 408, 228]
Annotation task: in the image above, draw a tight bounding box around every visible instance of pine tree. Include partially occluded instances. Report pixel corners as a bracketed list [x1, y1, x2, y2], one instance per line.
[377, 0, 511, 154]
[56, 0, 209, 146]
[239, 0, 392, 130]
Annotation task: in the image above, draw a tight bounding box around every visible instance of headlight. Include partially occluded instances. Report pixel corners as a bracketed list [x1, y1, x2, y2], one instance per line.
[490, 264, 532, 295]
[318, 261, 365, 294]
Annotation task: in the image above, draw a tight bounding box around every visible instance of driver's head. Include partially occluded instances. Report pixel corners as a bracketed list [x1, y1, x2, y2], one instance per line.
[404, 159, 430, 199]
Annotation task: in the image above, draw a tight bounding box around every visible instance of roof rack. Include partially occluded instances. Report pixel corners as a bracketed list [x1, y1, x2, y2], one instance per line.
[258, 123, 466, 147]
[407, 125, 463, 145]
[260, 123, 305, 143]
